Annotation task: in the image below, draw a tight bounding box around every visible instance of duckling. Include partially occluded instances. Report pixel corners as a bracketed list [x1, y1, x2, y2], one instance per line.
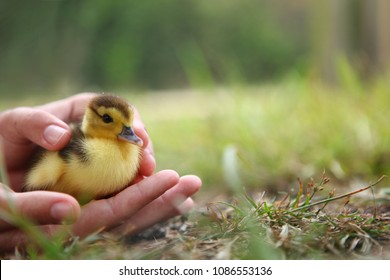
[23, 94, 143, 202]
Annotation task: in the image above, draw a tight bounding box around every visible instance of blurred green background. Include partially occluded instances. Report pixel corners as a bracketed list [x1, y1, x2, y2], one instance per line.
[1, 0, 390, 193]
[1, 0, 304, 95]
[2, 0, 389, 95]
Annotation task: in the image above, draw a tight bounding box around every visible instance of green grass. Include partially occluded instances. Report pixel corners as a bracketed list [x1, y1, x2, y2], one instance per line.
[128, 77, 390, 192]
[1, 76, 390, 259]
[203, 174, 390, 259]
[6, 173, 388, 260]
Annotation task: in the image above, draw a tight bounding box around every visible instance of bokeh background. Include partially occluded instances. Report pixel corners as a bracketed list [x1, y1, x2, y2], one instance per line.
[2, 0, 389, 95]
[1, 0, 390, 194]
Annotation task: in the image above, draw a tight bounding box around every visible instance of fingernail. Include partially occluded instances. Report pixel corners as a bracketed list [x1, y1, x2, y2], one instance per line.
[51, 202, 76, 221]
[43, 125, 68, 146]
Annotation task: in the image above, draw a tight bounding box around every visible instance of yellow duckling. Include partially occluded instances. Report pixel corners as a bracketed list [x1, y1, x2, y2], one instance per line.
[24, 94, 143, 202]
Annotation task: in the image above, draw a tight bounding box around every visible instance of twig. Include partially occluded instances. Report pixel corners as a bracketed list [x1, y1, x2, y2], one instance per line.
[291, 175, 386, 212]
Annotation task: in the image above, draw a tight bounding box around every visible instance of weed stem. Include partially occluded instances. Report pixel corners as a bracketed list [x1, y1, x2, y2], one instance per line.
[291, 175, 386, 212]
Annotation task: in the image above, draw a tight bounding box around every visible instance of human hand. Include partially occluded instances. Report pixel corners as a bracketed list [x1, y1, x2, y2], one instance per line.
[0, 170, 201, 251]
[0, 94, 201, 252]
[0, 93, 155, 191]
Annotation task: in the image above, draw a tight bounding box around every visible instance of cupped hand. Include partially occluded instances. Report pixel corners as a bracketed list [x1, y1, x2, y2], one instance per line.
[0, 93, 155, 191]
[0, 93, 201, 252]
[0, 171, 201, 251]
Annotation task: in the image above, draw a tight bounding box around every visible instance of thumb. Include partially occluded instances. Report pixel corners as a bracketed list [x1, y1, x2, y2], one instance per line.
[0, 185, 81, 232]
[1, 107, 71, 150]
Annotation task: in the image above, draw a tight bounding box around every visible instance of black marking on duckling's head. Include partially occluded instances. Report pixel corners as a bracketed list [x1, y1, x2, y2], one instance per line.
[90, 95, 130, 120]
[82, 94, 141, 145]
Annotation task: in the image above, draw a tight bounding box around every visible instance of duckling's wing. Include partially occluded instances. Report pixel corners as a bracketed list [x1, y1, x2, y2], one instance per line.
[59, 124, 88, 162]
[24, 151, 65, 191]
[24, 124, 87, 192]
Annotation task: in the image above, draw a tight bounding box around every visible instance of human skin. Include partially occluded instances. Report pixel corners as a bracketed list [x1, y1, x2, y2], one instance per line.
[0, 93, 201, 251]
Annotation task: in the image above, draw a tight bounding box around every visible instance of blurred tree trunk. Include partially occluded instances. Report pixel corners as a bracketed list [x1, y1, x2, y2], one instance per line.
[361, 0, 390, 75]
[309, 0, 350, 84]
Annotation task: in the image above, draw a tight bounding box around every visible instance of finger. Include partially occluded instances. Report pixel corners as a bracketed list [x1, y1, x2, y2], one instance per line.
[133, 120, 149, 149]
[116, 198, 195, 237]
[113, 198, 195, 237]
[0, 188, 80, 232]
[0, 108, 71, 151]
[37, 93, 96, 124]
[1, 93, 95, 151]
[0, 228, 34, 252]
[72, 170, 180, 238]
[132, 112, 154, 157]
[138, 149, 156, 177]
[0, 224, 61, 252]
[133, 120, 155, 177]
[132, 105, 155, 177]
[113, 175, 202, 235]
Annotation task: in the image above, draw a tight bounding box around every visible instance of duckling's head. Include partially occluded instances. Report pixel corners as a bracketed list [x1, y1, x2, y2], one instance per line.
[81, 95, 143, 146]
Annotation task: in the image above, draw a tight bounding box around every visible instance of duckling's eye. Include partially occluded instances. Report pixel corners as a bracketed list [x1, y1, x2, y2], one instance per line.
[102, 114, 113, 123]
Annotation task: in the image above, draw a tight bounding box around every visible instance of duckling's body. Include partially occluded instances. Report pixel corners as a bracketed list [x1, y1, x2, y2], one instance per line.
[24, 95, 143, 201]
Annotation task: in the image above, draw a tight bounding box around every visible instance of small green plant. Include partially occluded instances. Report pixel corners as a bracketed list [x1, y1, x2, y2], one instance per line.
[205, 174, 389, 259]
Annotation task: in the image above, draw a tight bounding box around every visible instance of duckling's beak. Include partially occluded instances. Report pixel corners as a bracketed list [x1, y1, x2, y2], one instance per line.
[118, 125, 143, 146]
